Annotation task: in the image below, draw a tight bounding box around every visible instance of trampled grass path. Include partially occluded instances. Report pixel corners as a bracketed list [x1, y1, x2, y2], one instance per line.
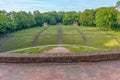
[75, 27, 88, 45]
[58, 25, 62, 46]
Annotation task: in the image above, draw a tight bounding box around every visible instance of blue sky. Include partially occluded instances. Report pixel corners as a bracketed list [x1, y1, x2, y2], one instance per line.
[0, 0, 119, 12]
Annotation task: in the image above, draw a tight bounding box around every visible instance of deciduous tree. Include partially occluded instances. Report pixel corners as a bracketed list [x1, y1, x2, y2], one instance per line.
[96, 7, 117, 30]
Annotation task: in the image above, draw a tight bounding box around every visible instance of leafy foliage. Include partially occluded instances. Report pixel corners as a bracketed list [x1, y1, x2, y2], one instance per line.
[33, 11, 44, 26]
[96, 7, 118, 30]
[79, 9, 95, 26]
[63, 11, 80, 25]
[0, 13, 8, 33]
[116, 1, 120, 9]
[14, 11, 35, 29]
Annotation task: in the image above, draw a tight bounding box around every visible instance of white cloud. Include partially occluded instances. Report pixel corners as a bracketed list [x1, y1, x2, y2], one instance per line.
[0, 0, 118, 12]
[0, 0, 54, 12]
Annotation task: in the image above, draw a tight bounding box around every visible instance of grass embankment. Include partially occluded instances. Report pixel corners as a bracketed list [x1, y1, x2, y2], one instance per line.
[0, 26, 59, 52]
[62, 26, 84, 45]
[0, 27, 43, 52]
[1, 25, 120, 53]
[37, 26, 58, 45]
[65, 26, 120, 53]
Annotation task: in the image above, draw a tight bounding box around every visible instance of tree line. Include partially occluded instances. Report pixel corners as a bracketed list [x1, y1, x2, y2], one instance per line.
[0, 2, 120, 35]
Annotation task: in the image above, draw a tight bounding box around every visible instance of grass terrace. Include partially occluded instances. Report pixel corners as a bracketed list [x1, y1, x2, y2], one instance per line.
[0, 25, 120, 54]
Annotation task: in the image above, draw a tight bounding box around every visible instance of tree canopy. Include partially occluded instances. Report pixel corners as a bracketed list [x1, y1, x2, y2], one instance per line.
[63, 11, 80, 25]
[0, 1, 120, 35]
[0, 13, 8, 33]
[79, 9, 95, 26]
[96, 7, 118, 30]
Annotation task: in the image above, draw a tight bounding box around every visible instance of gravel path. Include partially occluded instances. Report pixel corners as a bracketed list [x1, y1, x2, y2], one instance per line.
[0, 60, 120, 80]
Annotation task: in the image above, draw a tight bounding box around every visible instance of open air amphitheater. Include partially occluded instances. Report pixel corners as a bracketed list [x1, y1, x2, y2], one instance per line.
[1, 0, 120, 79]
[0, 25, 120, 62]
[0, 25, 120, 80]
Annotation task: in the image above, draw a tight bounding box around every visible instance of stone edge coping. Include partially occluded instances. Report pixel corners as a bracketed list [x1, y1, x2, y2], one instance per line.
[0, 50, 119, 63]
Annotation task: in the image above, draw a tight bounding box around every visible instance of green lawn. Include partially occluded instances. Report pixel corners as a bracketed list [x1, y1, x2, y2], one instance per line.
[41, 26, 58, 35]
[62, 26, 79, 34]
[62, 26, 84, 45]
[0, 26, 59, 52]
[0, 25, 120, 53]
[14, 46, 55, 54]
[0, 27, 44, 52]
[37, 26, 58, 45]
[64, 45, 103, 53]
[65, 26, 120, 53]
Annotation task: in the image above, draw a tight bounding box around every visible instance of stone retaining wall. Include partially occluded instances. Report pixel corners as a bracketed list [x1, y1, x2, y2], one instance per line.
[0, 50, 120, 63]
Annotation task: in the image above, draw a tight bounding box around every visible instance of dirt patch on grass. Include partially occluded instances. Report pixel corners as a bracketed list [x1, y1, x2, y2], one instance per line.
[44, 47, 71, 54]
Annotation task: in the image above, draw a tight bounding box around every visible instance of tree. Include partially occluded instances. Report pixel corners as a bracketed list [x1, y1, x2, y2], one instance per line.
[56, 11, 65, 23]
[14, 11, 35, 29]
[79, 9, 95, 26]
[27, 12, 35, 27]
[0, 10, 7, 15]
[33, 11, 44, 26]
[96, 7, 118, 30]
[116, 1, 120, 9]
[0, 13, 8, 34]
[117, 12, 120, 24]
[63, 11, 79, 25]
[48, 11, 57, 25]
[6, 11, 17, 32]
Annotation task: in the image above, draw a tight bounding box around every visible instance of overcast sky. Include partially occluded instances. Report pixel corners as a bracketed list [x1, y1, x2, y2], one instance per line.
[0, 0, 119, 12]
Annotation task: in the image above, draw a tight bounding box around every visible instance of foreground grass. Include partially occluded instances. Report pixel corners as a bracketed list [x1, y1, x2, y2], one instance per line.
[14, 46, 55, 54]
[64, 45, 106, 53]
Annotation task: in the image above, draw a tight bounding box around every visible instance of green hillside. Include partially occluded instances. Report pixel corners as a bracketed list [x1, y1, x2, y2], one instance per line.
[0, 25, 120, 53]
